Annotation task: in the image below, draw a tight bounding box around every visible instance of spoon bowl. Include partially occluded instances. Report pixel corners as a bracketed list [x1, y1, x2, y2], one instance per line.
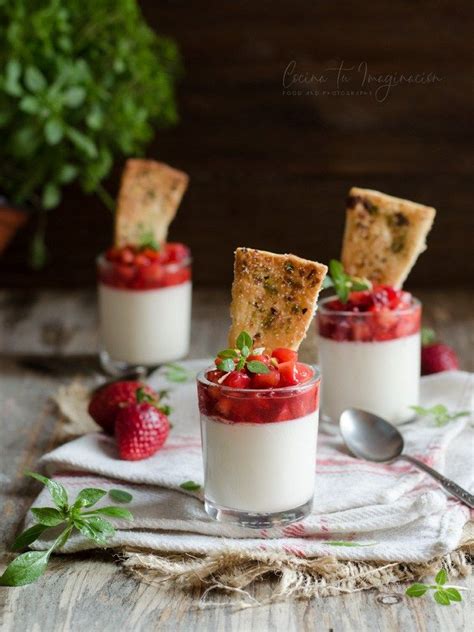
[340, 408, 404, 462]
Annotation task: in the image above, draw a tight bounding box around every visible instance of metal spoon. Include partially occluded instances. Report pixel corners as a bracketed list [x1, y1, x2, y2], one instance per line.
[340, 408, 474, 509]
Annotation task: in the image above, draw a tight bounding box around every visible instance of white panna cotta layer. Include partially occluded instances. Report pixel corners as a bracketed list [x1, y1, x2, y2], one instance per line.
[99, 281, 191, 365]
[201, 412, 318, 513]
[318, 333, 420, 424]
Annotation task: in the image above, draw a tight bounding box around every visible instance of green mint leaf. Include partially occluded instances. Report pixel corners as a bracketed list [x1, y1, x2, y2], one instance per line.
[406, 583, 429, 597]
[329, 259, 345, 281]
[30, 507, 64, 527]
[236, 331, 252, 351]
[217, 349, 239, 359]
[12, 524, 49, 551]
[326, 540, 378, 547]
[73, 488, 107, 509]
[351, 277, 372, 291]
[327, 259, 370, 303]
[179, 481, 201, 491]
[91, 507, 133, 520]
[164, 363, 192, 383]
[216, 358, 235, 373]
[0, 550, 50, 587]
[434, 590, 451, 606]
[435, 568, 447, 585]
[25, 471, 68, 511]
[74, 517, 115, 545]
[236, 357, 246, 371]
[421, 327, 436, 346]
[240, 345, 250, 358]
[246, 361, 270, 374]
[410, 405, 468, 427]
[322, 276, 334, 289]
[444, 587, 462, 602]
[108, 489, 133, 504]
[137, 228, 160, 251]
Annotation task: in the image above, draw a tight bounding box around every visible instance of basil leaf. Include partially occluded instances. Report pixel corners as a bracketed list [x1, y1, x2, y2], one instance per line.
[444, 587, 462, 602]
[246, 361, 270, 374]
[406, 583, 429, 597]
[12, 524, 49, 551]
[434, 590, 450, 606]
[0, 550, 50, 587]
[435, 569, 447, 585]
[75, 517, 115, 545]
[30, 507, 64, 527]
[217, 358, 235, 372]
[92, 507, 133, 520]
[236, 331, 252, 351]
[217, 349, 238, 359]
[329, 259, 344, 281]
[25, 471, 68, 510]
[240, 345, 250, 358]
[73, 488, 107, 508]
[179, 481, 201, 491]
[108, 489, 133, 503]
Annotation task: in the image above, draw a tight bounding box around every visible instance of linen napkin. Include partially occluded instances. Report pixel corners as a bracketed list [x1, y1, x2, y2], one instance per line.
[31, 363, 473, 563]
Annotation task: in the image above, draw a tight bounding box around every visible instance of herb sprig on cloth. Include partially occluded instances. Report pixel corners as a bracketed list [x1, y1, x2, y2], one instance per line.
[0, 472, 133, 587]
[323, 260, 372, 303]
[410, 405, 469, 427]
[406, 569, 467, 605]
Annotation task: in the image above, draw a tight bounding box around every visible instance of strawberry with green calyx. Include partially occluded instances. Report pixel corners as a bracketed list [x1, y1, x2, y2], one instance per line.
[421, 327, 459, 375]
[115, 387, 170, 461]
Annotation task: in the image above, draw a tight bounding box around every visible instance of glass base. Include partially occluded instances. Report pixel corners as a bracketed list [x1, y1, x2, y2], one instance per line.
[204, 497, 313, 528]
[99, 350, 154, 379]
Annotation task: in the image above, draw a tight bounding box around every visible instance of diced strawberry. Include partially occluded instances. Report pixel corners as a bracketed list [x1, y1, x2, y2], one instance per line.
[271, 347, 298, 363]
[215, 396, 233, 418]
[295, 362, 313, 383]
[223, 371, 251, 389]
[207, 370, 225, 384]
[166, 242, 190, 263]
[278, 361, 299, 387]
[250, 369, 280, 389]
[247, 353, 271, 365]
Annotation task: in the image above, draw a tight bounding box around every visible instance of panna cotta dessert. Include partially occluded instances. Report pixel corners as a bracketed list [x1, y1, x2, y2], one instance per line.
[317, 286, 421, 424]
[198, 247, 327, 527]
[98, 243, 191, 368]
[97, 159, 191, 374]
[317, 186, 436, 425]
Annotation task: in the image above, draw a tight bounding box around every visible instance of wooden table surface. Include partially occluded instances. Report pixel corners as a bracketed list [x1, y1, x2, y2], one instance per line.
[0, 288, 472, 632]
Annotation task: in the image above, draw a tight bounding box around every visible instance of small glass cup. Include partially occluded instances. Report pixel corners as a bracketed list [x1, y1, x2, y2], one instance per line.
[316, 296, 421, 425]
[197, 366, 321, 528]
[97, 251, 192, 375]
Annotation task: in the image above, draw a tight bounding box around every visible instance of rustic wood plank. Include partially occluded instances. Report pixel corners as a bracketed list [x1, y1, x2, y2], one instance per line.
[0, 288, 472, 630]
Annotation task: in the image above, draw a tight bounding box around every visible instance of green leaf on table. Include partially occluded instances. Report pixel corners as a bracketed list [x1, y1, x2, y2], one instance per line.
[25, 472, 68, 510]
[406, 583, 429, 597]
[164, 363, 193, 383]
[108, 489, 133, 504]
[74, 516, 115, 545]
[31, 507, 64, 527]
[444, 588, 462, 602]
[73, 488, 107, 508]
[179, 481, 201, 492]
[12, 524, 49, 551]
[434, 590, 451, 605]
[435, 568, 447, 585]
[410, 405, 469, 427]
[92, 507, 133, 520]
[0, 550, 50, 587]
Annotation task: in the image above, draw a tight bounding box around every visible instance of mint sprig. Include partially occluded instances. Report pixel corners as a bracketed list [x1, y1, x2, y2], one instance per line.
[216, 330, 270, 375]
[326, 540, 378, 547]
[406, 569, 466, 605]
[0, 472, 133, 587]
[410, 404, 469, 427]
[164, 363, 193, 383]
[323, 259, 371, 303]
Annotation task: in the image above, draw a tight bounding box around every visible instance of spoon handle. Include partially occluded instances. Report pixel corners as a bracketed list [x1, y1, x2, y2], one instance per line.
[401, 455, 474, 509]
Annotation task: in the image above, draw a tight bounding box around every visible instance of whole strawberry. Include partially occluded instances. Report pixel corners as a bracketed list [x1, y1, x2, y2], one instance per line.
[88, 381, 158, 434]
[421, 328, 459, 375]
[115, 388, 170, 460]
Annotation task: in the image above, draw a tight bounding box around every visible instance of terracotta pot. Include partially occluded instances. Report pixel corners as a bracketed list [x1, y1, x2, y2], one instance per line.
[0, 197, 28, 255]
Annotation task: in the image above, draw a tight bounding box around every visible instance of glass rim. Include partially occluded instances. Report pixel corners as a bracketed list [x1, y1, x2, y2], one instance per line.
[96, 251, 192, 272]
[317, 294, 421, 317]
[197, 364, 321, 394]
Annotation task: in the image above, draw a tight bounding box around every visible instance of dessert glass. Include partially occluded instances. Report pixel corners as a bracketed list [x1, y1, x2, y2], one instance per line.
[97, 250, 192, 375]
[317, 296, 421, 425]
[197, 366, 321, 527]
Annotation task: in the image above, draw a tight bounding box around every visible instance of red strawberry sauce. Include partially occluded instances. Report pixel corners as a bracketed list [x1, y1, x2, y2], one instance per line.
[197, 365, 320, 424]
[98, 243, 191, 290]
[317, 286, 421, 343]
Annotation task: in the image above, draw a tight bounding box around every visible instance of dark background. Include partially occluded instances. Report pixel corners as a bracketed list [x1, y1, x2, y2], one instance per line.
[2, 1, 473, 289]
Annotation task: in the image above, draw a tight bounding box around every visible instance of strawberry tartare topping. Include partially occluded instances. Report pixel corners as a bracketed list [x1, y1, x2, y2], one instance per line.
[98, 242, 191, 290]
